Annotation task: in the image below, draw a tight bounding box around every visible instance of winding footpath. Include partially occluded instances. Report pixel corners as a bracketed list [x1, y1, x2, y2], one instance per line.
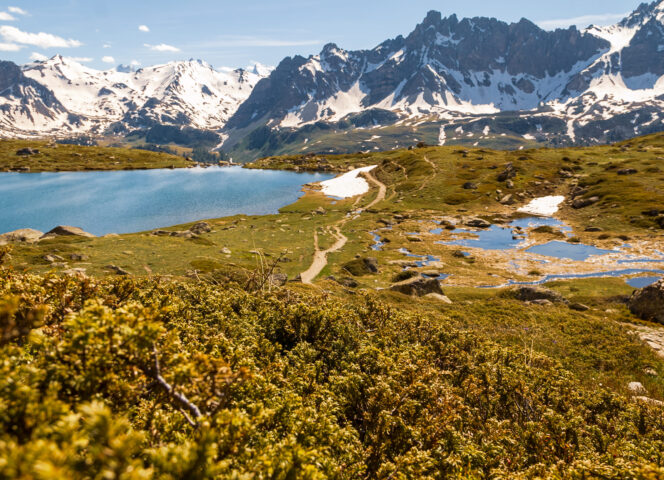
[300, 169, 387, 284]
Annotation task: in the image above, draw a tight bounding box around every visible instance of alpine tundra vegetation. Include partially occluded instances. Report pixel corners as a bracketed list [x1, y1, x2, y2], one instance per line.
[2, 0, 664, 478]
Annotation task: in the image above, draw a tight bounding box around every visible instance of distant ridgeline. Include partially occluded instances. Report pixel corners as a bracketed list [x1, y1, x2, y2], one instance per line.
[2, 3, 664, 159]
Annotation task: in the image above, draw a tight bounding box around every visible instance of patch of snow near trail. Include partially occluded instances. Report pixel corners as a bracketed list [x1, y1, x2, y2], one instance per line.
[438, 125, 446, 145]
[518, 196, 565, 216]
[320, 166, 377, 198]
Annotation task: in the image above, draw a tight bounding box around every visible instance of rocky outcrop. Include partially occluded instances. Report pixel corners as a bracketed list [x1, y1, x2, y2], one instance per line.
[41, 226, 95, 239]
[342, 257, 379, 276]
[390, 276, 444, 297]
[190, 222, 212, 235]
[513, 286, 566, 304]
[0, 228, 43, 244]
[465, 218, 491, 229]
[629, 279, 664, 324]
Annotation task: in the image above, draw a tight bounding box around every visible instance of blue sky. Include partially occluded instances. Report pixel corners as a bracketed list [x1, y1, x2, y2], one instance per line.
[0, 0, 647, 70]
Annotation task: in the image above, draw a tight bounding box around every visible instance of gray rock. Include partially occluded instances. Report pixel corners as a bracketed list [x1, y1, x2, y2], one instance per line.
[572, 196, 600, 209]
[514, 286, 566, 304]
[270, 273, 288, 287]
[390, 276, 443, 297]
[425, 293, 453, 303]
[42, 226, 95, 238]
[106, 265, 130, 276]
[69, 253, 89, 261]
[16, 147, 39, 156]
[465, 218, 491, 229]
[0, 228, 43, 243]
[190, 222, 212, 235]
[462, 182, 478, 190]
[569, 303, 590, 312]
[629, 278, 664, 324]
[43, 254, 65, 263]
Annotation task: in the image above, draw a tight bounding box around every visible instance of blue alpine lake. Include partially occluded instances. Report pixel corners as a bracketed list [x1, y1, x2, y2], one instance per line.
[0, 167, 334, 236]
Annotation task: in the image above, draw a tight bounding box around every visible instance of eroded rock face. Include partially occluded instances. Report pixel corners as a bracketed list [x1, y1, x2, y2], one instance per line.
[629, 279, 664, 324]
[42, 226, 95, 238]
[390, 276, 444, 297]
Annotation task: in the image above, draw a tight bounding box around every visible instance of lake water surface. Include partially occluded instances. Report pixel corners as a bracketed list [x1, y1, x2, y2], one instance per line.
[0, 167, 333, 235]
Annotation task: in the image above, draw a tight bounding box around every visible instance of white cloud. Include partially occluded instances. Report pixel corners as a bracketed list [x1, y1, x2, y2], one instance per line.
[138, 25, 150, 32]
[537, 12, 628, 30]
[130, 59, 141, 67]
[8, 6, 28, 15]
[30, 51, 47, 61]
[0, 26, 82, 48]
[102, 55, 115, 63]
[103, 43, 111, 49]
[0, 12, 16, 21]
[144, 43, 180, 52]
[0, 42, 21, 51]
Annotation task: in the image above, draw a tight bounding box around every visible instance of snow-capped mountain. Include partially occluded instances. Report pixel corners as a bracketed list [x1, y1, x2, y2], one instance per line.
[2, 1, 664, 152]
[0, 55, 269, 137]
[222, 0, 664, 152]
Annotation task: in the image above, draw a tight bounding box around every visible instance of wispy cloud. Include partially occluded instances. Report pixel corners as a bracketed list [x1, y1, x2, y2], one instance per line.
[537, 12, 628, 30]
[130, 59, 141, 67]
[0, 42, 21, 51]
[138, 25, 150, 33]
[8, 6, 28, 15]
[144, 43, 180, 52]
[196, 35, 320, 48]
[103, 43, 112, 49]
[0, 25, 82, 48]
[0, 12, 16, 21]
[102, 55, 115, 63]
[29, 51, 47, 61]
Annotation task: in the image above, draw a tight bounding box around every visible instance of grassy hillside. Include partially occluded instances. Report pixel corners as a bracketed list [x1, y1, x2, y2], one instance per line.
[0, 139, 192, 172]
[2, 133, 664, 477]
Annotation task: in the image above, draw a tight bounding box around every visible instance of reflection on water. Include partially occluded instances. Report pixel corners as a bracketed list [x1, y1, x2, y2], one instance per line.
[0, 167, 334, 235]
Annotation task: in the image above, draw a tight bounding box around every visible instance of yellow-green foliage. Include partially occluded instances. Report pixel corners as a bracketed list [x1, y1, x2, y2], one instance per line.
[0, 139, 190, 172]
[1, 269, 663, 478]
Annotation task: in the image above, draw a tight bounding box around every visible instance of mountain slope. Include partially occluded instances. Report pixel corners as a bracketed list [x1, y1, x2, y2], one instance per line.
[221, 1, 664, 158]
[0, 56, 269, 137]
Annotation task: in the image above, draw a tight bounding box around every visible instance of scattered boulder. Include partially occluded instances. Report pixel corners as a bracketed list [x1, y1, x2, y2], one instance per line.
[628, 382, 647, 394]
[584, 227, 603, 232]
[171, 231, 197, 239]
[314, 207, 326, 215]
[569, 303, 590, 312]
[190, 222, 212, 235]
[388, 260, 418, 268]
[16, 147, 39, 156]
[221, 247, 231, 255]
[0, 228, 43, 243]
[465, 218, 491, 229]
[452, 250, 467, 258]
[425, 293, 453, 304]
[497, 163, 516, 182]
[269, 273, 288, 287]
[42, 226, 95, 239]
[335, 277, 359, 288]
[499, 194, 514, 205]
[572, 196, 600, 209]
[43, 254, 65, 263]
[70, 253, 89, 261]
[531, 299, 553, 306]
[617, 168, 638, 175]
[505, 179, 515, 189]
[342, 257, 379, 276]
[407, 236, 423, 242]
[629, 278, 664, 324]
[462, 182, 478, 190]
[642, 209, 661, 217]
[390, 276, 443, 297]
[513, 286, 566, 304]
[392, 270, 419, 283]
[106, 265, 130, 276]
